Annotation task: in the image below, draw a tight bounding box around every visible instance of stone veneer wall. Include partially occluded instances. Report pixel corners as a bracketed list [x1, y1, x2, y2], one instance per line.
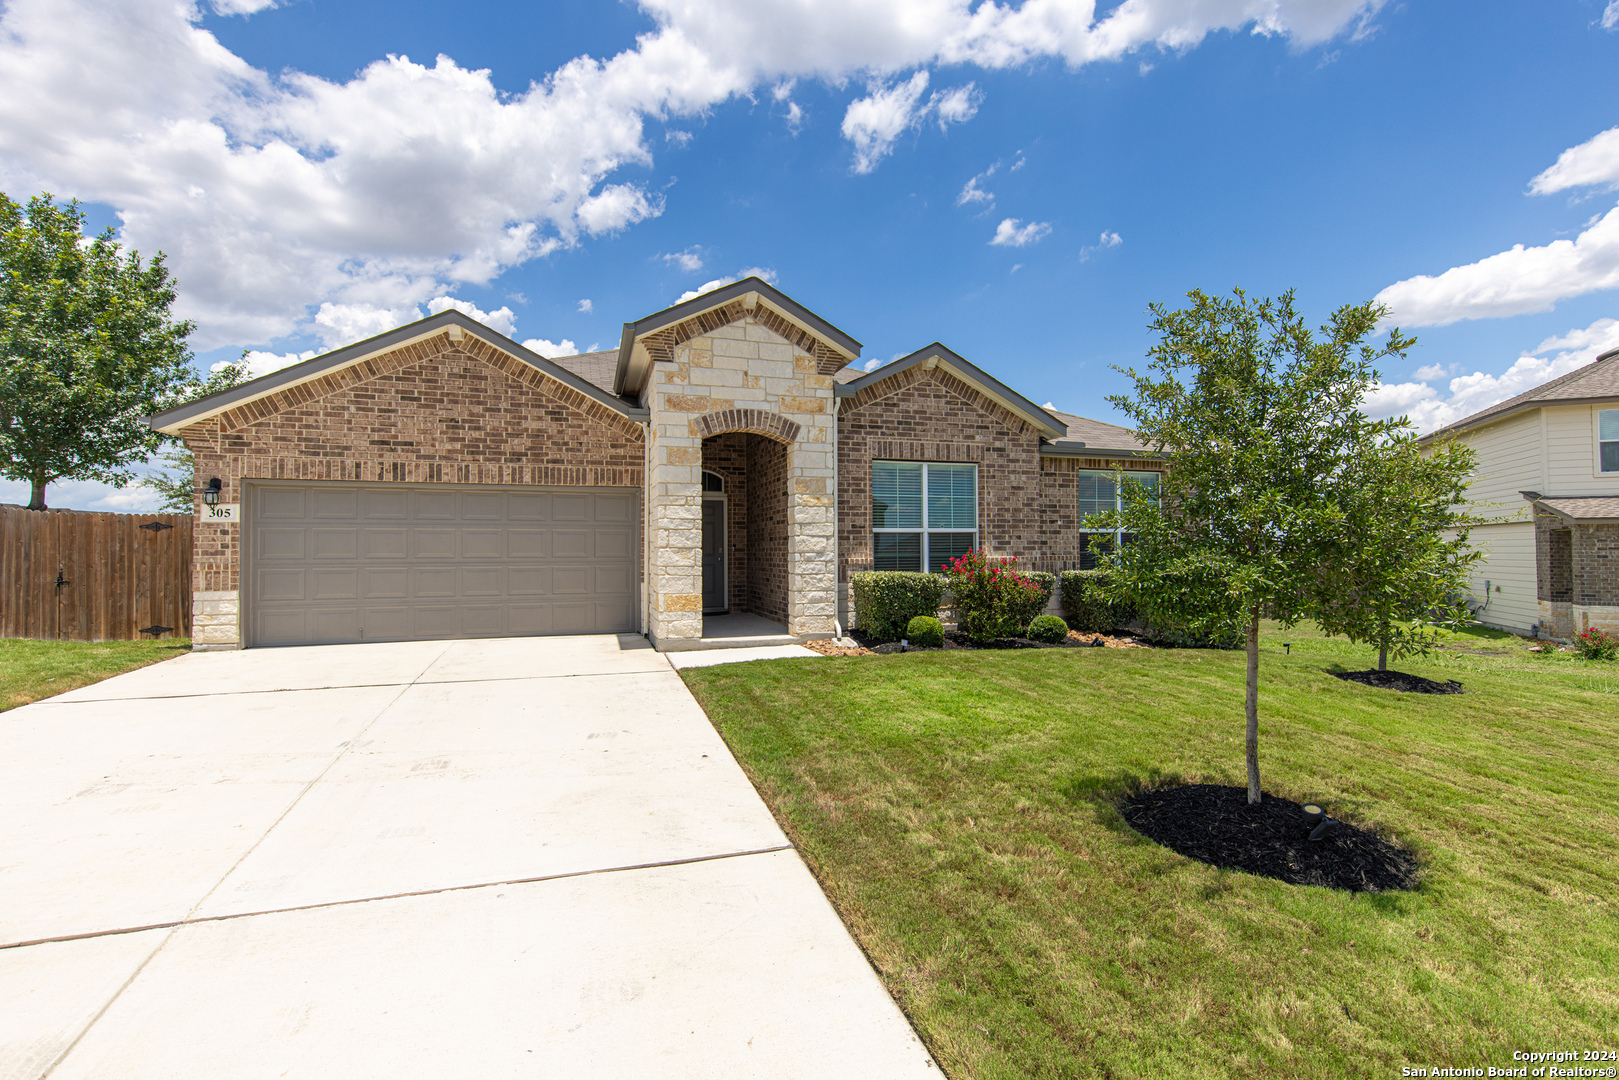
[177, 329, 644, 649]
[643, 314, 837, 645]
[746, 435, 789, 624]
[837, 362, 1045, 574]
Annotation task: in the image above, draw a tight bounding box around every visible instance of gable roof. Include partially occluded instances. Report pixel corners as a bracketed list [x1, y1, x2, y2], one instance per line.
[1041, 409, 1158, 457]
[548, 348, 617, 394]
[834, 343, 1069, 441]
[613, 277, 862, 396]
[1421, 346, 1619, 441]
[147, 310, 650, 434]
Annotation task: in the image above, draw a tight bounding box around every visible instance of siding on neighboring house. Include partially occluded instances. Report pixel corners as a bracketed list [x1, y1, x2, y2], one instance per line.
[1544, 403, 1619, 492]
[1443, 410, 1541, 631]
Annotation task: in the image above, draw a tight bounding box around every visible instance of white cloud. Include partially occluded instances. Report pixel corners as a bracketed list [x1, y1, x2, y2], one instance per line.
[1361, 316, 1619, 433]
[0, 0, 1387, 353]
[1080, 229, 1122, 259]
[235, 349, 316, 377]
[578, 298, 593, 314]
[1375, 203, 1619, 326]
[841, 72, 933, 174]
[522, 337, 580, 359]
[676, 266, 777, 303]
[1604, 1, 1619, 30]
[1410, 363, 1449, 381]
[663, 246, 706, 272]
[427, 296, 518, 336]
[783, 100, 804, 132]
[862, 357, 885, 372]
[312, 303, 418, 350]
[1530, 126, 1619, 195]
[957, 165, 996, 206]
[990, 217, 1051, 247]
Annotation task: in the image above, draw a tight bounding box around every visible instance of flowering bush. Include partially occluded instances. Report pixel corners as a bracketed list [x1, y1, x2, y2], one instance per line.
[945, 548, 1048, 644]
[1574, 625, 1619, 661]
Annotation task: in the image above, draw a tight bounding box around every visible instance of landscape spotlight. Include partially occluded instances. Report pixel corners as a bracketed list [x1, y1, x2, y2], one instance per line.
[203, 478, 222, 506]
[1283, 642, 1293, 655]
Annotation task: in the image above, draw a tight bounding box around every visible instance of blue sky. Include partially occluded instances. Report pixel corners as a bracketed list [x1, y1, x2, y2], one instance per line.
[3, 0, 1619, 509]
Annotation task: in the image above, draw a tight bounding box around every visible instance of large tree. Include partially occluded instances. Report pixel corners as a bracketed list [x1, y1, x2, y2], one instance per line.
[1093, 288, 1417, 804]
[0, 192, 196, 510]
[1311, 433, 1481, 672]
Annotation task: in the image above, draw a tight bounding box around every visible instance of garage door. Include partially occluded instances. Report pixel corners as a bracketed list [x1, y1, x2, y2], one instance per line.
[245, 481, 638, 646]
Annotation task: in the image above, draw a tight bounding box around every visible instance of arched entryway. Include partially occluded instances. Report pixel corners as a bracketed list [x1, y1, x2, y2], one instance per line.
[700, 429, 791, 638]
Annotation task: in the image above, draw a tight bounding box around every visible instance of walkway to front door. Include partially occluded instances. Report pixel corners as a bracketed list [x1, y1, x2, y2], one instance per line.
[0, 636, 936, 1078]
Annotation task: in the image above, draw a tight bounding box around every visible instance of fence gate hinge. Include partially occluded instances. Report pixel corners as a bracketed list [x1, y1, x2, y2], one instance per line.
[139, 625, 174, 637]
[54, 570, 69, 588]
[138, 521, 175, 532]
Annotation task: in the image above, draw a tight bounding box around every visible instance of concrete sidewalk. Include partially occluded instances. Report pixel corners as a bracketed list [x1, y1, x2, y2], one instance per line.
[0, 636, 936, 1079]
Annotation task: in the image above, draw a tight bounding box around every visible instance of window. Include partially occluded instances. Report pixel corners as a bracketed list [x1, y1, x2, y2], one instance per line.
[872, 462, 978, 572]
[701, 470, 724, 492]
[1601, 410, 1619, 473]
[1076, 469, 1160, 569]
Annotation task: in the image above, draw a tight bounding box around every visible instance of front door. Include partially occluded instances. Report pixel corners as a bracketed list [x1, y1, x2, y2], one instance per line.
[701, 498, 727, 613]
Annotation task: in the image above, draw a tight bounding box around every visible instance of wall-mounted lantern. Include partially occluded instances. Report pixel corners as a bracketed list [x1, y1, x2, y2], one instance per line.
[203, 478, 223, 507]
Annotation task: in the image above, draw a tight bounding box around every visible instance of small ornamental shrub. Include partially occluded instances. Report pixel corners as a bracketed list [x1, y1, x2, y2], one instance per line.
[1574, 625, 1619, 661]
[1025, 571, 1057, 609]
[1026, 614, 1069, 644]
[945, 548, 1047, 644]
[905, 615, 944, 648]
[1059, 570, 1134, 633]
[851, 571, 947, 641]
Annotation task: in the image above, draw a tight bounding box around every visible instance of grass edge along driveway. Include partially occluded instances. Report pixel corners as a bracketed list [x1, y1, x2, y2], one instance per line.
[680, 623, 1618, 1080]
[1, 638, 191, 712]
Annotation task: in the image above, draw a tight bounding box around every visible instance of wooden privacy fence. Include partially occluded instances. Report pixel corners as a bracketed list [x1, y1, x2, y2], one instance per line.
[1, 505, 192, 641]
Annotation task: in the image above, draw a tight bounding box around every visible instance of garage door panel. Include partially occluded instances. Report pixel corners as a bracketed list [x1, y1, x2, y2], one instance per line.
[460, 529, 504, 559]
[412, 529, 457, 559]
[246, 482, 636, 646]
[362, 567, 408, 599]
[411, 567, 457, 599]
[311, 569, 359, 601]
[507, 529, 547, 558]
[595, 529, 632, 558]
[257, 529, 306, 561]
[552, 530, 589, 559]
[363, 529, 408, 558]
[312, 529, 358, 559]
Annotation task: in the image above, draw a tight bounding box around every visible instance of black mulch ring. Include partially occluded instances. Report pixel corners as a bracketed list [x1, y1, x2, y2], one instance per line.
[1333, 669, 1463, 694]
[1119, 783, 1420, 893]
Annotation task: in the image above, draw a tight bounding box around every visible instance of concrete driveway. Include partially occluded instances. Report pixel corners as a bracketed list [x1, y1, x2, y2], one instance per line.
[1, 636, 936, 1079]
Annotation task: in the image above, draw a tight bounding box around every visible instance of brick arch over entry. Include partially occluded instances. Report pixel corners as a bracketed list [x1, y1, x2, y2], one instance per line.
[691, 408, 801, 444]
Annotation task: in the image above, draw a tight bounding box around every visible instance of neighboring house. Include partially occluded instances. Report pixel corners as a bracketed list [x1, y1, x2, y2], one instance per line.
[149, 279, 1163, 651]
[1420, 347, 1619, 639]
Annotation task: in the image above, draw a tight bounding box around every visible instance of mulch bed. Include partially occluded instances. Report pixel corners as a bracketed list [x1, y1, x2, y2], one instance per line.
[839, 629, 1136, 654]
[1119, 783, 1420, 892]
[1333, 669, 1463, 694]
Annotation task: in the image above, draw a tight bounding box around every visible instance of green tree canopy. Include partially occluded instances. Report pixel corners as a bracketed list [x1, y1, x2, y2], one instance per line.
[1092, 288, 1424, 804]
[1, 192, 196, 510]
[1310, 434, 1481, 672]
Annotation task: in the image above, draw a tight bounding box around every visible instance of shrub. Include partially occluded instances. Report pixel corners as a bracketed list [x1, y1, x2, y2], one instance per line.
[1059, 570, 1134, 633]
[1026, 614, 1069, 644]
[905, 615, 944, 648]
[1026, 571, 1057, 609]
[1575, 625, 1619, 661]
[944, 548, 1047, 644]
[851, 571, 947, 641]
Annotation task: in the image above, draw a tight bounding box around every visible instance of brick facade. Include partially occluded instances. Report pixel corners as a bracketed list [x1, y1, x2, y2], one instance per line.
[1534, 509, 1619, 637]
[1038, 455, 1168, 562]
[746, 436, 789, 623]
[176, 329, 644, 647]
[837, 362, 1045, 574]
[1535, 512, 1574, 602]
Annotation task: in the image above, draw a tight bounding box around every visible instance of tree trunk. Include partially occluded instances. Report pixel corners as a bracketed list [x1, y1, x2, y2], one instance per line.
[1246, 607, 1261, 805]
[27, 472, 48, 512]
[1378, 642, 1388, 672]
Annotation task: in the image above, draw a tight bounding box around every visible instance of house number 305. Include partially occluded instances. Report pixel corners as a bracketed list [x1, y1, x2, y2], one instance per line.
[203, 504, 240, 522]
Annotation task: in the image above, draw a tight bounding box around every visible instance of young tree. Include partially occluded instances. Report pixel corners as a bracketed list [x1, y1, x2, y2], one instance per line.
[1310, 434, 1482, 672]
[1092, 289, 1416, 804]
[138, 359, 251, 513]
[0, 192, 196, 510]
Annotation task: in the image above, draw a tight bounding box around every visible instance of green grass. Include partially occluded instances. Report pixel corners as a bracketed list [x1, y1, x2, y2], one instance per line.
[681, 623, 1619, 1079]
[0, 637, 191, 711]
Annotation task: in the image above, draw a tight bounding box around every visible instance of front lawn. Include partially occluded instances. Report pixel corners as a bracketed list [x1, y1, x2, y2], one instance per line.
[681, 622, 1618, 1079]
[0, 637, 190, 712]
